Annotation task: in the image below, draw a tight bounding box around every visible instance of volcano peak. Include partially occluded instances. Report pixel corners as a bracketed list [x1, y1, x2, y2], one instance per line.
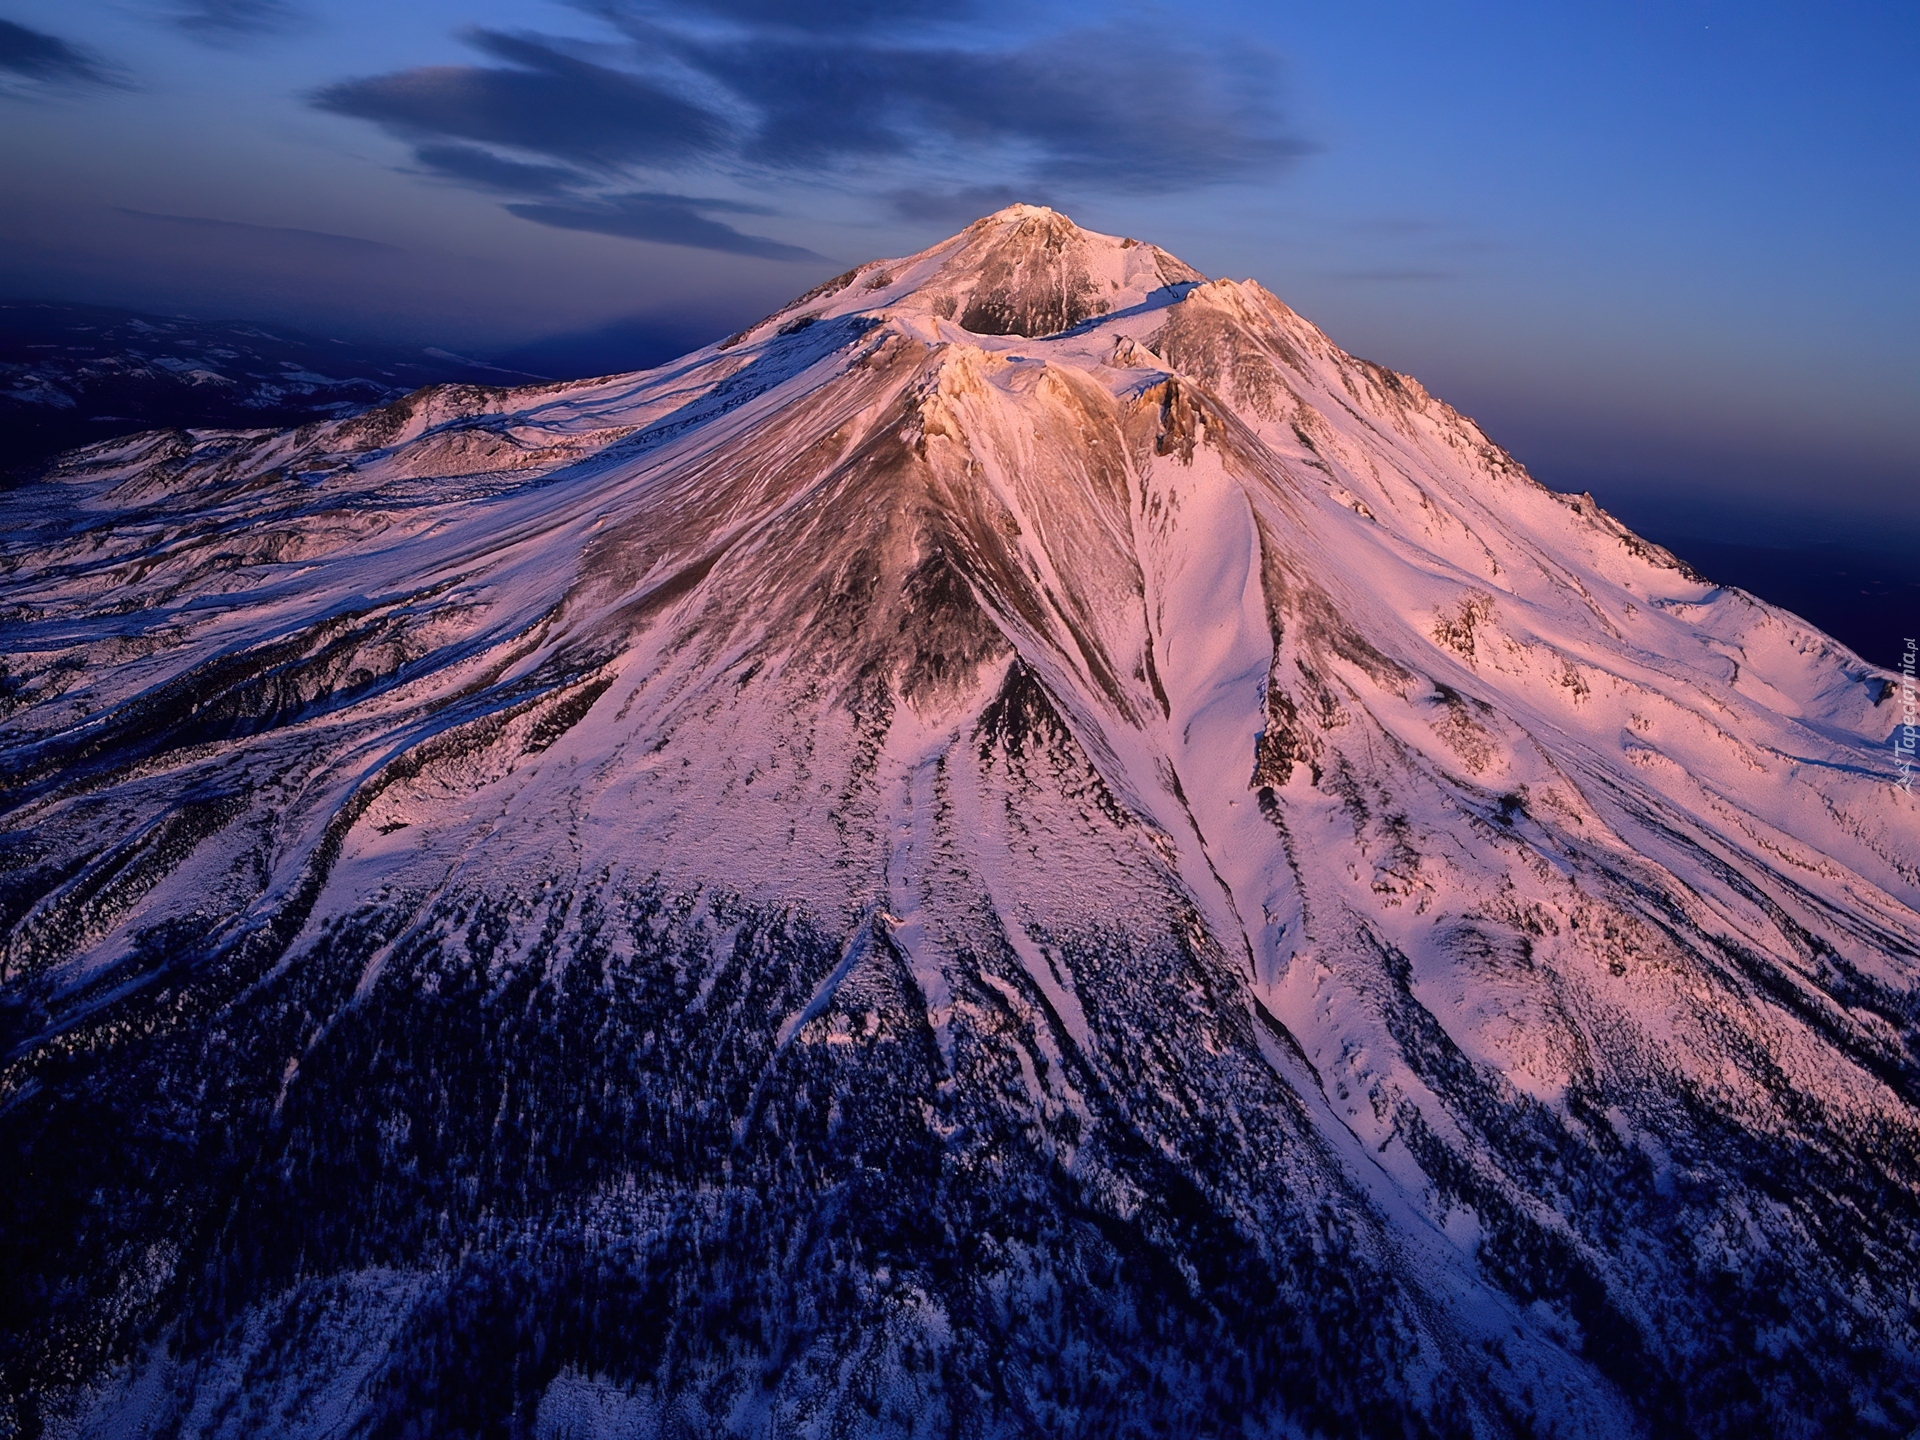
[735, 205, 1206, 346]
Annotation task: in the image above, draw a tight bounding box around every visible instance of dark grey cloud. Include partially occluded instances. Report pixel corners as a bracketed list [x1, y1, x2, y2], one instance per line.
[320, 12, 1300, 195]
[313, 33, 821, 257]
[169, 0, 306, 39]
[312, 8, 1301, 258]
[313, 30, 727, 166]
[597, 9, 1307, 191]
[504, 192, 821, 260]
[0, 19, 116, 86]
[413, 144, 585, 196]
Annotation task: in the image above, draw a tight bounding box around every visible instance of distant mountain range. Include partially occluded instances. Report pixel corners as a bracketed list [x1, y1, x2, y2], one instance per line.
[3, 210, 1916, 1437]
[0, 299, 543, 481]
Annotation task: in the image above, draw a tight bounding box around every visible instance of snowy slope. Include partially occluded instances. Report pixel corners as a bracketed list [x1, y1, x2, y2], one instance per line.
[3, 206, 1917, 1439]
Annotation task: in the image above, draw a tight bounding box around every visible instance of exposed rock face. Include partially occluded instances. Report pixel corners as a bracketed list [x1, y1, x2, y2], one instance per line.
[922, 206, 1200, 337]
[2, 207, 1917, 1439]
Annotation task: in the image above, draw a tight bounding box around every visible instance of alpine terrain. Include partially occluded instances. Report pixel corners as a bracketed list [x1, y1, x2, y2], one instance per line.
[2, 206, 1916, 1439]
[0, 301, 539, 484]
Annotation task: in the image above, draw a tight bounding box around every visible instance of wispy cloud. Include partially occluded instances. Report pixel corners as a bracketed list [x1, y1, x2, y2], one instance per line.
[313, 31, 727, 167]
[504, 192, 822, 260]
[0, 18, 119, 89]
[113, 208, 404, 254]
[646, 0, 965, 33]
[610, 16, 1307, 191]
[412, 143, 585, 196]
[168, 0, 307, 40]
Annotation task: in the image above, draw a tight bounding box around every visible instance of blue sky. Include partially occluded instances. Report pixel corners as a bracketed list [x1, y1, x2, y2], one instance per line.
[1, 0, 1914, 541]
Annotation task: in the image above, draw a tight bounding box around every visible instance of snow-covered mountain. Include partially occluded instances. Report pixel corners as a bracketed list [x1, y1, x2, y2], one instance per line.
[3, 206, 1916, 1438]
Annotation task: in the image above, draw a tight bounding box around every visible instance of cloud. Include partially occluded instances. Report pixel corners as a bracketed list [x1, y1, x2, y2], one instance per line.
[668, 25, 1305, 190]
[320, 12, 1302, 195]
[0, 19, 117, 87]
[168, 0, 306, 40]
[313, 30, 728, 167]
[113, 208, 405, 254]
[311, 8, 1303, 257]
[648, 0, 964, 33]
[413, 144, 585, 196]
[504, 192, 821, 260]
[314, 34, 826, 258]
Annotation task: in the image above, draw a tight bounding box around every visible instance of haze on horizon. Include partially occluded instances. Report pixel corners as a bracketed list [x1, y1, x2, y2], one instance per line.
[0, 0, 1913, 545]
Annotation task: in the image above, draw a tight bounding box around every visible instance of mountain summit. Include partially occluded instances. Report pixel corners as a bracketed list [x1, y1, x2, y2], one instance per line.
[844, 203, 1204, 337]
[4, 208, 1917, 1438]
